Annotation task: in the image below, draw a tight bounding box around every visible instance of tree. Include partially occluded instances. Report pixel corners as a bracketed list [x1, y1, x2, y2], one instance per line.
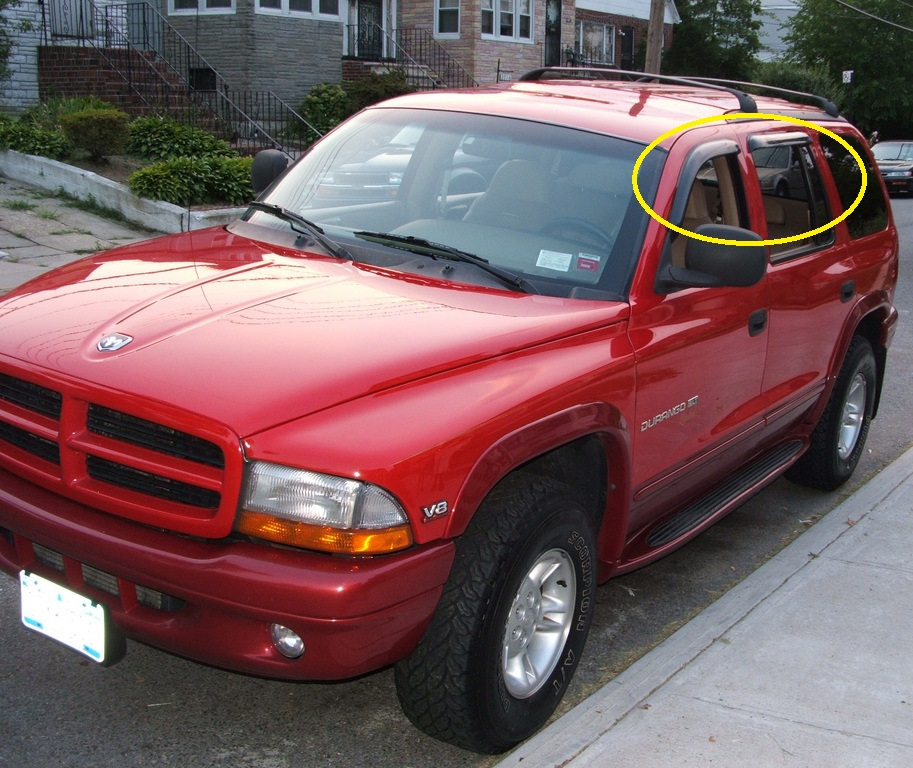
[786, 0, 913, 137]
[663, 0, 762, 80]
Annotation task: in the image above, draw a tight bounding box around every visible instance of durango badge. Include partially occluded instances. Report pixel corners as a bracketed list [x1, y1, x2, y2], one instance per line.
[97, 333, 133, 352]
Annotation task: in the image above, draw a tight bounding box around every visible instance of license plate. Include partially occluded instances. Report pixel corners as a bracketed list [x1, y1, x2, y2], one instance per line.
[20, 570, 109, 663]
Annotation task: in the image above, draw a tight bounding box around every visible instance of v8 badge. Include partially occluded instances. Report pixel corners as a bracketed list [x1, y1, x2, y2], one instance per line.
[421, 500, 449, 522]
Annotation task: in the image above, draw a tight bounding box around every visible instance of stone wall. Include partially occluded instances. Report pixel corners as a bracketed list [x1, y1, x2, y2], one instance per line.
[160, 0, 342, 108]
[1, 0, 42, 112]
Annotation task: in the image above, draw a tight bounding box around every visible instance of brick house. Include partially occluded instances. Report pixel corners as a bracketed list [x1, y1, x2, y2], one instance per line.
[4, 0, 678, 114]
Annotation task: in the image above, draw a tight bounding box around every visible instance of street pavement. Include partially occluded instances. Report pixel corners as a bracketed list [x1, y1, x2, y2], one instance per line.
[3, 171, 912, 767]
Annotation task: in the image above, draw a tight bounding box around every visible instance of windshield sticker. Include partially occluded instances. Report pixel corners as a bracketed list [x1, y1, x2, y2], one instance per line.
[576, 253, 602, 272]
[537, 250, 573, 272]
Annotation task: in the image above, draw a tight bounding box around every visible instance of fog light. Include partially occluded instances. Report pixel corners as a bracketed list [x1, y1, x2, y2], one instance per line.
[271, 623, 305, 659]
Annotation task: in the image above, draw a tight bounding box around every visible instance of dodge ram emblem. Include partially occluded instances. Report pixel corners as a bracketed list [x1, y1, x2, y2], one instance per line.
[97, 333, 133, 352]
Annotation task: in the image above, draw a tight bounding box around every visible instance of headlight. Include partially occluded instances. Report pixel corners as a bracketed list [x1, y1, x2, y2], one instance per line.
[237, 461, 413, 555]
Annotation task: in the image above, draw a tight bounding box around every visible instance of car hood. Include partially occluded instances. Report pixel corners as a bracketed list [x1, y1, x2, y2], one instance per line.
[0, 227, 627, 437]
[877, 160, 913, 171]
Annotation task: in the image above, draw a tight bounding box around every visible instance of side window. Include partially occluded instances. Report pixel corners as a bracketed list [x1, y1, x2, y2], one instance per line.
[750, 137, 833, 257]
[671, 153, 747, 266]
[819, 134, 889, 239]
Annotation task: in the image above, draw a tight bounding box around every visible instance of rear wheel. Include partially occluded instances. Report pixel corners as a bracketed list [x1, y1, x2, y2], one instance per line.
[394, 476, 597, 753]
[787, 336, 876, 491]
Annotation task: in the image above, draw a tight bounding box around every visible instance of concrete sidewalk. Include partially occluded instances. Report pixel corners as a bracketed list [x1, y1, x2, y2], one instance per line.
[498, 447, 913, 767]
[0, 174, 152, 294]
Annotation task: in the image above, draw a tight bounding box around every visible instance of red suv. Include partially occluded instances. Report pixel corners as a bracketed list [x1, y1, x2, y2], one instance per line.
[0, 70, 898, 753]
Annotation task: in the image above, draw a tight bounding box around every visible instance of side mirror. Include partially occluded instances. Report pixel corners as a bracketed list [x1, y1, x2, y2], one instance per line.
[657, 224, 767, 292]
[251, 149, 290, 195]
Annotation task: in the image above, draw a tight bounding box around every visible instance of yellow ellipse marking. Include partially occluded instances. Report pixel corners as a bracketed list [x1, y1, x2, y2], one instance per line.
[631, 113, 868, 247]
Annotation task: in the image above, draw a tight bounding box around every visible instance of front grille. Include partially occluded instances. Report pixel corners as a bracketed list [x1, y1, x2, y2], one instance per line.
[88, 405, 225, 469]
[0, 421, 60, 464]
[0, 370, 235, 535]
[0, 373, 62, 419]
[32, 541, 183, 611]
[87, 455, 221, 509]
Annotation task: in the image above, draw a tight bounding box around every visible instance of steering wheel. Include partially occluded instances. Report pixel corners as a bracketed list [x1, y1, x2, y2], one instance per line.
[540, 218, 613, 251]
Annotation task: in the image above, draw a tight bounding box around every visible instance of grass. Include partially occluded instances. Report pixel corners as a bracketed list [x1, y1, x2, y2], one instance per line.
[52, 189, 153, 233]
[3, 200, 37, 211]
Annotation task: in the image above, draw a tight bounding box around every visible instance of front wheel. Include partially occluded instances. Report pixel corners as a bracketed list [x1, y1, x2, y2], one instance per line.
[787, 336, 876, 491]
[394, 477, 597, 753]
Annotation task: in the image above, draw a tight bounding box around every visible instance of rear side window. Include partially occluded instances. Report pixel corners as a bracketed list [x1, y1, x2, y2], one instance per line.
[749, 135, 833, 257]
[819, 133, 889, 239]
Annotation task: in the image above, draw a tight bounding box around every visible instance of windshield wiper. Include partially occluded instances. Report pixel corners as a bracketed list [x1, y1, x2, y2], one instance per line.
[354, 231, 538, 294]
[247, 202, 352, 261]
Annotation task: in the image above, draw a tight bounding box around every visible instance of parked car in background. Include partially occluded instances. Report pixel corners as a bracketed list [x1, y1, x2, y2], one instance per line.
[752, 143, 807, 198]
[872, 140, 913, 194]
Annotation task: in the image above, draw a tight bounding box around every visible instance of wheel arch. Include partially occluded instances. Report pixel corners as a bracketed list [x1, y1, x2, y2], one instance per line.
[843, 298, 895, 419]
[445, 403, 632, 576]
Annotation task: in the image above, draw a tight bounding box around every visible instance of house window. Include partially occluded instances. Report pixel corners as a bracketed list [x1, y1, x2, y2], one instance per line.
[437, 0, 459, 35]
[482, 0, 531, 40]
[256, 0, 340, 18]
[170, 0, 235, 14]
[576, 21, 614, 64]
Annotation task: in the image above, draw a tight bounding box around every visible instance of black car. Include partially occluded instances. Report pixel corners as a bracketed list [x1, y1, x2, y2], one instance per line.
[872, 140, 913, 194]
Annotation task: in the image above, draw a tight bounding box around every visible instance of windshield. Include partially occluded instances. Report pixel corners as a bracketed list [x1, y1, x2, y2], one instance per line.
[244, 108, 663, 298]
[872, 142, 913, 161]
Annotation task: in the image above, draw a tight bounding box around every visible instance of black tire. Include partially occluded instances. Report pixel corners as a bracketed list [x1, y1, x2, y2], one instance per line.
[787, 336, 876, 491]
[394, 476, 597, 754]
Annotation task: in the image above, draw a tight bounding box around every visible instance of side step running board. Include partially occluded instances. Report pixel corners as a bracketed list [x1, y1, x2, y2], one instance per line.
[646, 441, 803, 548]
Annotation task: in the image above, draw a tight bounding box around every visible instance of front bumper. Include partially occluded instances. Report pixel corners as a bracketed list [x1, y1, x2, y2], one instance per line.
[0, 467, 454, 680]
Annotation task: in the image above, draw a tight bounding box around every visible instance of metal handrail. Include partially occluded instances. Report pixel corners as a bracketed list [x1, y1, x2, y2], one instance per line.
[394, 27, 479, 89]
[45, 1, 320, 156]
[345, 24, 478, 90]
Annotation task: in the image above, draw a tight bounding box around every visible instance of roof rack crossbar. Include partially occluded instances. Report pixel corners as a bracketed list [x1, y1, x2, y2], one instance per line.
[519, 67, 759, 112]
[685, 77, 841, 118]
[519, 68, 842, 119]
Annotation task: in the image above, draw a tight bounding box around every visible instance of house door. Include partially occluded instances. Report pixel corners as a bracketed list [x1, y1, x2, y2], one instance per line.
[620, 26, 634, 69]
[357, 0, 384, 60]
[544, 0, 561, 66]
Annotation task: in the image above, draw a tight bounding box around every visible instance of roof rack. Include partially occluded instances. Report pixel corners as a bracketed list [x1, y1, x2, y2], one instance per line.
[518, 68, 842, 118]
[685, 77, 841, 118]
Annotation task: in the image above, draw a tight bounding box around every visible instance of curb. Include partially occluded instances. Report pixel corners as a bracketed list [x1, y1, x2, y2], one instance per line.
[0, 149, 246, 234]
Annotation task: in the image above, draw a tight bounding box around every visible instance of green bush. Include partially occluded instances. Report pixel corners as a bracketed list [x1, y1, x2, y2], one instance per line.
[343, 70, 416, 113]
[22, 96, 119, 131]
[297, 72, 418, 140]
[59, 108, 130, 161]
[128, 155, 253, 206]
[0, 117, 71, 159]
[751, 61, 845, 112]
[300, 82, 352, 137]
[126, 117, 236, 162]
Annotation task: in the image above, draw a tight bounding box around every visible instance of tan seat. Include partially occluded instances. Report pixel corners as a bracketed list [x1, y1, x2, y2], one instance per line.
[672, 182, 713, 266]
[463, 160, 550, 231]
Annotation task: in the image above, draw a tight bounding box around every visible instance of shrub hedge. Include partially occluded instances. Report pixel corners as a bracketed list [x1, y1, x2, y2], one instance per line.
[60, 108, 131, 161]
[126, 117, 237, 162]
[128, 155, 254, 206]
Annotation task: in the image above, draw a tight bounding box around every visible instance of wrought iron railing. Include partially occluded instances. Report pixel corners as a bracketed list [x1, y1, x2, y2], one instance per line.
[43, 0, 320, 156]
[346, 24, 478, 90]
